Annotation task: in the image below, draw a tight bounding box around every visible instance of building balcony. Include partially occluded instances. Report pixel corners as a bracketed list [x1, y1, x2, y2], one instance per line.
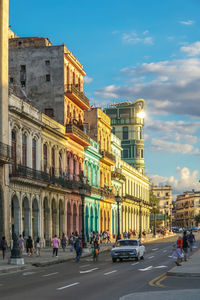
[125, 194, 141, 203]
[10, 165, 49, 183]
[66, 122, 90, 147]
[65, 84, 90, 110]
[91, 186, 104, 197]
[111, 169, 126, 181]
[101, 150, 116, 166]
[0, 141, 12, 165]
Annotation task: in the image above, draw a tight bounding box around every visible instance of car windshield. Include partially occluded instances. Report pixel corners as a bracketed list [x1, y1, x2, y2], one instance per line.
[117, 240, 138, 247]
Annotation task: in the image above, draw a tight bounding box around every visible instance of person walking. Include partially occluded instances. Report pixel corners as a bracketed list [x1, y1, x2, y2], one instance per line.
[0, 236, 7, 260]
[35, 237, 41, 256]
[17, 234, 24, 255]
[51, 235, 59, 257]
[188, 230, 195, 252]
[173, 235, 184, 266]
[26, 236, 33, 257]
[61, 233, 67, 252]
[93, 238, 99, 262]
[182, 231, 189, 261]
[75, 238, 82, 262]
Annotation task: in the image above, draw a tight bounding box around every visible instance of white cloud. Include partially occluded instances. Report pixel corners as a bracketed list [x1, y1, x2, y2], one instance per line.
[181, 41, 200, 57]
[150, 167, 200, 196]
[179, 20, 194, 26]
[83, 76, 93, 84]
[122, 30, 153, 45]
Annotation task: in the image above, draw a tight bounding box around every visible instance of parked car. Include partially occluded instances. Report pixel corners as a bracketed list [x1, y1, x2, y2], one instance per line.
[111, 239, 145, 262]
[191, 227, 199, 232]
[184, 227, 191, 232]
[172, 227, 182, 233]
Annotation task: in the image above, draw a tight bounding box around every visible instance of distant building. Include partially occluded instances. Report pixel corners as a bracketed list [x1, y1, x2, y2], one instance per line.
[175, 191, 200, 228]
[151, 185, 173, 228]
[104, 100, 145, 174]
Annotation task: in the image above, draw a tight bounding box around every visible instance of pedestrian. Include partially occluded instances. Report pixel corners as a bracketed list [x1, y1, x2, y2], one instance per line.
[70, 232, 75, 252]
[35, 237, 40, 256]
[90, 230, 93, 244]
[61, 233, 67, 252]
[123, 231, 128, 239]
[51, 234, 59, 257]
[107, 230, 110, 243]
[0, 236, 7, 260]
[172, 235, 184, 266]
[128, 231, 131, 239]
[75, 238, 82, 262]
[26, 236, 33, 257]
[182, 231, 189, 261]
[188, 230, 195, 252]
[93, 238, 99, 262]
[17, 234, 24, 255]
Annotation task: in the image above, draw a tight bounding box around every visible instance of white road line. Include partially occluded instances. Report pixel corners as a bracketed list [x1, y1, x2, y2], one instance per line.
[22, 272, 36, 276]
[131, 262, 139, 266]
[43, 272, 58, 277]
[148, 256, 154, 259]
[154, 265, 167, 269]
[80, 264, 91, 268]
[163, 250, 167, 252]
[57, 282, 80, 291]
[79, 268, 99, 274]
[168, 255, 172, 258]
[152, 248, 158, 251]
[138, 266, 153, 271]
[104, 270, 117, 276]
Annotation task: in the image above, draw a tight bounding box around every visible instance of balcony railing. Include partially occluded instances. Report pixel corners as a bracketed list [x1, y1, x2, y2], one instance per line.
[66, 123, 90, 145]
[65, 84, 90, 107]
[91, 186, 104, 196]
[101, 150, 116, 162]
[0, 141, 12, 164]
[10, 165, 49, 182]
[111, 169, 126, 181]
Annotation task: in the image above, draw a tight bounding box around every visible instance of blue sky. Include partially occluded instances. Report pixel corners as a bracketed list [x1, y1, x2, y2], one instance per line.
[10, 0, 200, 195]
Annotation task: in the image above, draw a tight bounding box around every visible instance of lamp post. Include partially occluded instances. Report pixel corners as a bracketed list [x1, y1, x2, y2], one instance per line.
[153, 204, 157, 237]
[79, 187, 87, 248]
[170, 203, 173, 232]
[115, 193, 122, 240]
[139, 200, 142, 239]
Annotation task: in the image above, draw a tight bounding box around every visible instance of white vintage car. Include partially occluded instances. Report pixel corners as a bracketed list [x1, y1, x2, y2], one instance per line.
[111, 239, 145, 262]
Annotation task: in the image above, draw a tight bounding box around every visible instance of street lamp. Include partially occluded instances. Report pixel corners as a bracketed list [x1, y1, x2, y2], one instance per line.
[170, 203, 173, 232]
[79, 187, 87, 248]
[115, 193, 122, 241]
[139, 200, 142, 239]
[153, 204, 157, 237]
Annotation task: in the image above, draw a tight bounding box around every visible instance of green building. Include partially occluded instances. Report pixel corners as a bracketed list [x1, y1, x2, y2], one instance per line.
[84, 138, 102, 240]
[104, 99, 145, 174]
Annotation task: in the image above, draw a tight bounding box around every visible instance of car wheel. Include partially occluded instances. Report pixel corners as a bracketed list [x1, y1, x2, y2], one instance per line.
[112, 258, 117, 263]
[141, 255, 144, 260]
[136, 253, 140, 261]
[119, 258, 123, 262]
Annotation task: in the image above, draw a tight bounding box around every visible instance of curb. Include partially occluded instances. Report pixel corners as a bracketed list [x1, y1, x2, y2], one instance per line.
[0, 265, 26, 274]
[32, 246, 111, 267]
[167, 271, 200, 278]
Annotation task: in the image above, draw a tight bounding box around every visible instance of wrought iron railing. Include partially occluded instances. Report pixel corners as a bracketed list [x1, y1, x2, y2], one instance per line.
[66, 123, 90, 144]
[10, 165, 50, 182]
[101, 150, 116, 162]
[65, 84, 90, 107]
[0, 141, 12, 162]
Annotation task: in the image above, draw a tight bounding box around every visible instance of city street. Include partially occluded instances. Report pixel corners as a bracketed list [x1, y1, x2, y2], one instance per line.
[1, 235, 200, 300]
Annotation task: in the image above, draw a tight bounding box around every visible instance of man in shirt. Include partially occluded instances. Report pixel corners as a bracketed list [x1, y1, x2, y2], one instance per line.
[51, 235, 59, 257]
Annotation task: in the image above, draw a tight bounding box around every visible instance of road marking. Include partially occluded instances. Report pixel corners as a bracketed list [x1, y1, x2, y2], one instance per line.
[79, 268, 99, 274]
[168, 255, 172, 258]
[104, 270, 117, 276]
[163, 250, 167, 252]
[149, 272, 166, 287]
[138, 266, 152, 271]
[152, 248, 158, 251]
[156, 275, 167, 287]
[154, 265, 167, 269]
[57, 282, 80, 290]
[148, 256, 154, 259]
[43, 272, 58, 277]
[131, 262, 139, 266]
[79, 264, 90, 268]
[22, 272, 36, 276]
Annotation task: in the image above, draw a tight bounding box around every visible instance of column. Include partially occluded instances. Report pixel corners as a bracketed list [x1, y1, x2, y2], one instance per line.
[27, 133, 32, 168]
[36, 136, 42, 171]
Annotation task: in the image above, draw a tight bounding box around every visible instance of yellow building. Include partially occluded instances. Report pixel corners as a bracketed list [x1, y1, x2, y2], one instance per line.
[121, 160, 151, 235]
[84, 108, 116, 233]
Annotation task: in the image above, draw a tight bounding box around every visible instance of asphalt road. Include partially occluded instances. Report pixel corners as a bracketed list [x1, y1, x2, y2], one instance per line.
[0, 235, 200, 300]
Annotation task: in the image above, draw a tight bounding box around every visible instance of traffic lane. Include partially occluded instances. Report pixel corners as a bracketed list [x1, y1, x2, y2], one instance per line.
[0, 242, 178, 300]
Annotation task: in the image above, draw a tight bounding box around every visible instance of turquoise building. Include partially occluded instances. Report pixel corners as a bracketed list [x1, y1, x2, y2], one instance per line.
[84, 138, 102, 240]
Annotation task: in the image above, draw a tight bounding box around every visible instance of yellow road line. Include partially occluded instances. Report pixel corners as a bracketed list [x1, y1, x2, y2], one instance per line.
[149, 272, 166, 287]
[156, 275, 167, 287]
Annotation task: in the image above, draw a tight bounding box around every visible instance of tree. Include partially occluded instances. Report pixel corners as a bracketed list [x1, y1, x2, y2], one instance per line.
[194, 213, 200, 226]
[149, 191, 160, 214]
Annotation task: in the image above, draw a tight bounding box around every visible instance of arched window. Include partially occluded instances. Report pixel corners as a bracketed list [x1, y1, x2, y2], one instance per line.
[73, 158, 76, 177]
[22, 134, 27, 167]
[32, 139, 36, 170]
[43, 144, 47, 173]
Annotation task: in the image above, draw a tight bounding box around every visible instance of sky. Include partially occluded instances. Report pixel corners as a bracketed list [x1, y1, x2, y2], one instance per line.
[10, 0, 200, 197]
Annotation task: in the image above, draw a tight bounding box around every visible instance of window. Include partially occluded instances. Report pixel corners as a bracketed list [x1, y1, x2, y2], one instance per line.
[45, 108, 54, 118]
[12, 131, 17, 170]
[141, 149, 144, 158]
[46, 74, 51, 81]
[32, 139, 36, 170]
[166, 192, 169, 196]
[20, 65, 26, 71]
[59, 152, 62, 176]
[51, 148, 55, 175]
[18, 41, 22, 46]
[10, 77, 14, 84]
[45, 60, 50, 65]
[112, 127, 115, 135]
[119, 109, 130, 118]
[123, 127, 128, 140]
[21, 81, 26, 88]
[123, 149, 128, 158]
[22, 134, 27, 167]
[73, 159, 76, 177]
[43, 144, 47, 173]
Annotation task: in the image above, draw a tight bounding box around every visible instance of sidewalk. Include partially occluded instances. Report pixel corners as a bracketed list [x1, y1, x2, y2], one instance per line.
[167, 247, 200, 277]
[0, 233, 175, 274]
